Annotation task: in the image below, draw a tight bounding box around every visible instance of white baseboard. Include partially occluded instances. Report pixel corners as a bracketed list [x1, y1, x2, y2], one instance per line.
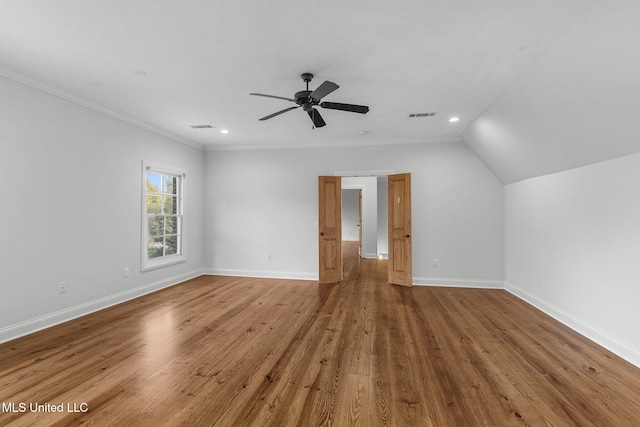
[203, 268, 318, 281]
[201, 271, 503, 287]
[505, 281, 640, 368]
[0, 269, 203, 344]
[412, 277, 504, 289]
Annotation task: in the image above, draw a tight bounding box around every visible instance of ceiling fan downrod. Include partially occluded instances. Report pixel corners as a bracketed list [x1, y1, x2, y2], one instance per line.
[301, 73, 313, 91]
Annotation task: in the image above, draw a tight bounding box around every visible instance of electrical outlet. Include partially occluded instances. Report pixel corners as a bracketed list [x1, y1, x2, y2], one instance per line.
[433, 258, 439, 267]
[266, 254, 271, 261]
[123, 267, 130, 278]
[58, 281, 67, 294]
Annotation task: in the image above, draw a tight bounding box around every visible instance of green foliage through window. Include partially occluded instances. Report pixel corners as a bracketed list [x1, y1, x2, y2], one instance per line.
[145, 169, 182, 261]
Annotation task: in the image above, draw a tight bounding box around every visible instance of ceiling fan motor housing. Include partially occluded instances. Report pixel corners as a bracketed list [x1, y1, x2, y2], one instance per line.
[298, 72, 320, 111]
[294, 90, 318, 111]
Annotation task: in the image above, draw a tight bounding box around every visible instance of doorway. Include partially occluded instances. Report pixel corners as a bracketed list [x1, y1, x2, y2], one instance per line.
[318, 173, 412, 286]
[341, 176, 380, 260]
[341, 188, 362, 255]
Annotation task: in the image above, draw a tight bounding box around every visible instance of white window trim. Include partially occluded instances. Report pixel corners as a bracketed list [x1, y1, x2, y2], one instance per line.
[141, 160, 187, 271]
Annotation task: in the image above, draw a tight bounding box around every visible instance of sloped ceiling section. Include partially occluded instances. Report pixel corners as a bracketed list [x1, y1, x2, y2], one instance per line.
[463, 0, 640, 184]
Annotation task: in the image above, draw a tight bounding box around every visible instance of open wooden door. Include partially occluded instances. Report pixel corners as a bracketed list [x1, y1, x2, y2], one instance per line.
[318, 176, 342, 283]
[388, 173, 412, 286]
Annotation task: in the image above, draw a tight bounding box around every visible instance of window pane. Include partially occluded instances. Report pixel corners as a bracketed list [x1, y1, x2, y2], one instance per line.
[163, 195, 177, 215]
[147, 172, 161, 192]
[165, 216, 178, 234]
[165, 236, 178, 256]
[164, 175, 178, 195]
[146, 195, 162, 214]
[148, 237, 165, 258]
[148, 216, 164, 237]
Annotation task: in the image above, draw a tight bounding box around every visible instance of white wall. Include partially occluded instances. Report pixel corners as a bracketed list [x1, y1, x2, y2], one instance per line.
[341, 189, 360, 242]
[0, 75, 204, 342]
[203, 142, 504, 286]
[505, 152, 640, 366]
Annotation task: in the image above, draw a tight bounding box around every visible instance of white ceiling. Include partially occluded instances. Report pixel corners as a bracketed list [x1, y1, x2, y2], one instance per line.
[3, 0, 639, 183]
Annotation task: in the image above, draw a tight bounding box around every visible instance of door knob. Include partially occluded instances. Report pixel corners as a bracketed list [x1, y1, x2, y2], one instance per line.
[405, 234, 410, 238]
[320, 232, 324, 236]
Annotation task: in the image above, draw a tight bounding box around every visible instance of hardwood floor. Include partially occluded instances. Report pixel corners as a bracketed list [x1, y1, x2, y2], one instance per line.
[2, 242, 640, 426]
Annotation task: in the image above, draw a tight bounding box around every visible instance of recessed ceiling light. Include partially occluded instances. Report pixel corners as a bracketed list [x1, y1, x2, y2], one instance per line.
[220, 129, 229, 134]
[449, 117, 460, 122]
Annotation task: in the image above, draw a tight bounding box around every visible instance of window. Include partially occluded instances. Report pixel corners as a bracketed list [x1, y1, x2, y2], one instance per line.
[142, 161, 186, 270]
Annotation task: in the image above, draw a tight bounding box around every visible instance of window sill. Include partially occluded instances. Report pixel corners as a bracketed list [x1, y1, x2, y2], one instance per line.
[142, 255, 187, 272]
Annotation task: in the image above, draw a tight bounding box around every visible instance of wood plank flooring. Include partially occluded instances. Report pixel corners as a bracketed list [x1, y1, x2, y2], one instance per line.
[2, 242, 640, 426]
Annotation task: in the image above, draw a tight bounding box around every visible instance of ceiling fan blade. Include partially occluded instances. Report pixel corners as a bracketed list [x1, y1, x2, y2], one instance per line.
[309, 81, 339, 101]
[307, 109, 326, 128]
[320, 102, 369, 114]
[250, 93, 296, 102]
[259, 106, 299, 121]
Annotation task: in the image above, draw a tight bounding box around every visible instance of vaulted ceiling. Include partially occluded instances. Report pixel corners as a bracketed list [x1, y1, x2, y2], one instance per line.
[2, 0, 639, 183]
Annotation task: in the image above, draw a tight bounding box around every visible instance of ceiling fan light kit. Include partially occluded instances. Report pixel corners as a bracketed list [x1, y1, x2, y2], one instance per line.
[250, 73, 369, 128]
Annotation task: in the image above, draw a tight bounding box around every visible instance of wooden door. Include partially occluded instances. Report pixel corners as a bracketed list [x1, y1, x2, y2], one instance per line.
[388, 173, 412, 286]
[318, 176, 342, 283]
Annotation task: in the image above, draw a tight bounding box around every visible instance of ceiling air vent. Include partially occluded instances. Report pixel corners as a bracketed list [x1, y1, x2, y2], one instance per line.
[190, 124, 214, 129]
[409, 112, 437, 118]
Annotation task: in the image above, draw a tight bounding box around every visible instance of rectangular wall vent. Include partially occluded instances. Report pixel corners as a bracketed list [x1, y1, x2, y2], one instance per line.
[409, 112, 437, 118]
[190, 124, 214, 129]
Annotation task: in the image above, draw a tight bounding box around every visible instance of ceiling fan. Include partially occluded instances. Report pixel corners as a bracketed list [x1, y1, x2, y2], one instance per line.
[250, 73, 369, 128]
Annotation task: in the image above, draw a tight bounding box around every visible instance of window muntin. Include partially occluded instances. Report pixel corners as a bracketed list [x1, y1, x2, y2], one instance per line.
[142, 162, 186, 270]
